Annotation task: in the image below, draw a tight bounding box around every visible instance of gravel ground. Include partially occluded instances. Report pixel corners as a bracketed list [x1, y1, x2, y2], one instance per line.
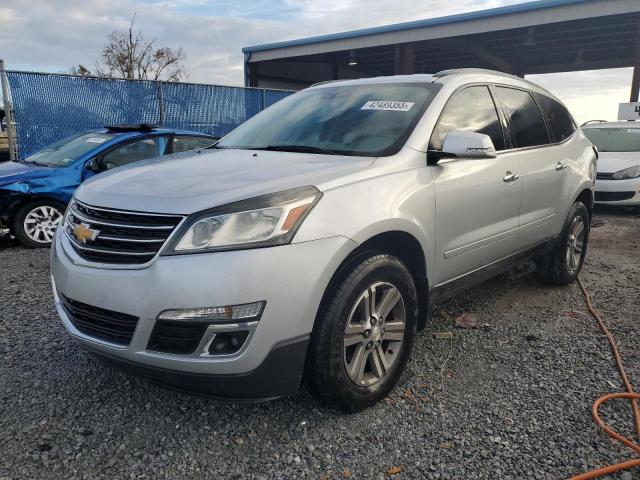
[1, 207, 639, 480]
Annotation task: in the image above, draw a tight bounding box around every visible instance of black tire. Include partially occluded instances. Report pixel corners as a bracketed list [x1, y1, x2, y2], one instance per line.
[536, 201, 590, 285]
[304, 253, 418, 412]
[13, 200, 65, 248]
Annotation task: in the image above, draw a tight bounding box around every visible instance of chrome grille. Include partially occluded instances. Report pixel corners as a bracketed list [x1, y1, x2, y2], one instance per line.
[64, 200, 184, 265]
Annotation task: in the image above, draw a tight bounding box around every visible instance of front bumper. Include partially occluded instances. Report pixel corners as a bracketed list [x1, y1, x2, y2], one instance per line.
[595, 177, 640, 205]
[51, 230, 357, 398]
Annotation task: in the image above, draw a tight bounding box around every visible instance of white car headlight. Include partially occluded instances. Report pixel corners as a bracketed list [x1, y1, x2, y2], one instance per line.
[611, 165, 640, 180]
[166, 186, 321, 253]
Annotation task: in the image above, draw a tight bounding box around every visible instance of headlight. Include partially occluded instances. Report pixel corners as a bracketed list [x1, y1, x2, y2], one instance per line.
[611, 165, 640, 180]
[166, 186, 321, 254]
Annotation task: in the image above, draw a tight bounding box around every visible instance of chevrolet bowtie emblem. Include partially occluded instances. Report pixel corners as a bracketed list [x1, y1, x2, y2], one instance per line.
[72, 223, 100, 244]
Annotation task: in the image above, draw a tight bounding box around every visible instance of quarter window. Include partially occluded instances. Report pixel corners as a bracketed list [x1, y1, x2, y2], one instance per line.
[430, 86, 506, 151]
[534, 93, 576, 142]
[172, 136, 217, 153]
[495, 87, 550, 148]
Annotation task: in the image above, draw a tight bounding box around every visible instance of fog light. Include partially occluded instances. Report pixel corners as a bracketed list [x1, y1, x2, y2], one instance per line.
[208, 331, 250, 355]
[158, 301, 265, 323]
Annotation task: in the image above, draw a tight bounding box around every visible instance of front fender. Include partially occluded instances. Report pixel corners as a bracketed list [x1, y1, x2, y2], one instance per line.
[295, 167, 436, 287]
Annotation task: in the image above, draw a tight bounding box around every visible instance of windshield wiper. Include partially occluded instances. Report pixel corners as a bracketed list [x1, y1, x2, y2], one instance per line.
[20, 159, 48, 167]
[253, 144, 340, 155]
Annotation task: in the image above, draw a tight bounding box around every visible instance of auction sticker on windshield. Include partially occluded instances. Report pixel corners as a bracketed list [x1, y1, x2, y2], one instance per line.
[361, 101, 415, 112]
[86, 137, 108, 143]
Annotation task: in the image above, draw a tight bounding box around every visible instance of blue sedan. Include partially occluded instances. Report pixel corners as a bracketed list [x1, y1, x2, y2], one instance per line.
[0, 125, 216, 247]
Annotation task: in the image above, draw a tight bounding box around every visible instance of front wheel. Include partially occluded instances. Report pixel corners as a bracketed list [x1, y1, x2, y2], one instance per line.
[304, 253, 418, 412]
[13, 200, 65, 248]
[536, 201, 590, 285]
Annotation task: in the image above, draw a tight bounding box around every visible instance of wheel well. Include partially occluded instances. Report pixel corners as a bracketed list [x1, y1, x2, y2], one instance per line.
[576, 189, 594, 221]
[0, 193, 65, 227]
[333, 231, 430, 330]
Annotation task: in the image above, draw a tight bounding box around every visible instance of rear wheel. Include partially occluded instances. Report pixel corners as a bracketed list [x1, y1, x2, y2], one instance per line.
[13, 200, 65, 248]
[536, 201, 590, 285]
[304, 253, 418, 412]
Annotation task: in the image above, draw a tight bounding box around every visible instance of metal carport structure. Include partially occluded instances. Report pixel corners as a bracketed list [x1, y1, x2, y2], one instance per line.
[243, 0, 640, 101]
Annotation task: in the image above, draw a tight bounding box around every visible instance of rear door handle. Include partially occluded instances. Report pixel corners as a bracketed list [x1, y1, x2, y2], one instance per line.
[503, 171, 520, 183]
[556, 161, 567, 171]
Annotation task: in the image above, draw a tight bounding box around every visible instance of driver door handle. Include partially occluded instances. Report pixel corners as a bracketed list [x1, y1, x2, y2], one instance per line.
[556, 161, 567, 171]
[503, 171, 520, 183]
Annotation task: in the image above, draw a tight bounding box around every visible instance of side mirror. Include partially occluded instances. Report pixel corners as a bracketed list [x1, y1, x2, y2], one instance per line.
[440, 130, 497, 160]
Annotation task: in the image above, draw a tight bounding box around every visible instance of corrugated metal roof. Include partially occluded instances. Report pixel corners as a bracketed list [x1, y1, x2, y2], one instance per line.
[242, 0, 590, 54]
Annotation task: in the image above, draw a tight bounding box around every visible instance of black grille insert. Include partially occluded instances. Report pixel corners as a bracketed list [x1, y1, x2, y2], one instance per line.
[65, 201, 183, 265]
[596, 172, 614, 180]
[147, 321, 208, 355]
[595, 191, 636, 202]
[59, 294, 139, 346]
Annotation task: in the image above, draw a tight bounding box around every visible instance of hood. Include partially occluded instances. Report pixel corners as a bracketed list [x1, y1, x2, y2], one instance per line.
[76, 148, 375, 214]
[597, 152, 640, 174]
[0, 161, 56, 187]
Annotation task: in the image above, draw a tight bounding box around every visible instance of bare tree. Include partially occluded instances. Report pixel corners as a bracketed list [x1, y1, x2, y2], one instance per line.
[70, 64, 92, 76]
[71, 15, 187, 81]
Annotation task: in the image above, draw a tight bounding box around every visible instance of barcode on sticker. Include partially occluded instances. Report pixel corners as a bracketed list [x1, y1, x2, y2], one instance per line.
[362, 101, 415, 112]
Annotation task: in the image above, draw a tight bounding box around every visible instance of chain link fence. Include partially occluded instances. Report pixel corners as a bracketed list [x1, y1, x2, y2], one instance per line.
[1, 70, 293, 159]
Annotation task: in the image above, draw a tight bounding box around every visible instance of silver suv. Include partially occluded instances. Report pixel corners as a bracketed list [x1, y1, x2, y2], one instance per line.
[51, 69, 596, 411]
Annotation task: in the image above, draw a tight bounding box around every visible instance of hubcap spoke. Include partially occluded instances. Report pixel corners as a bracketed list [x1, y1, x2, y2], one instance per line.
[348, 344, 369, 384]
[345, 322, 366, 335]
[384, 320, 405, 332]
[370, 345, 389, 378]
[377, 287, 401, 320]
[343, 333, 364, 347]
[383, 331, 404, 342]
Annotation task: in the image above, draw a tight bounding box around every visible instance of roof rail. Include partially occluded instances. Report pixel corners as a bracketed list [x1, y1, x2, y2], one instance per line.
[105, 124, 156, 132]
[310, 80, 340, 87]
[580, 120, 608, 127]
[433, 68, 522, 80]
[434, 68, 557, 96]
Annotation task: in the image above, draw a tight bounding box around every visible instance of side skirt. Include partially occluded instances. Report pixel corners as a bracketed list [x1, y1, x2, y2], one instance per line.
[429, 236, 559, 304]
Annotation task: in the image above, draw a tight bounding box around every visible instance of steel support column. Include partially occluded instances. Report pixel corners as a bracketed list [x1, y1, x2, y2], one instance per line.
[394, 44, 415, 75]
[631, 20, 640, 102]
[0, 59, 18, 161]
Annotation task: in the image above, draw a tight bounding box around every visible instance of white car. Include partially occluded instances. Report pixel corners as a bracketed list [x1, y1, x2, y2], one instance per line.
[582, 121, 640, 208]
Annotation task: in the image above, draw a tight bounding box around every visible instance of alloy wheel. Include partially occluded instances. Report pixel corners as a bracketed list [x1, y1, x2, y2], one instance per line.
[566, 215, 586, 275]
[343, 281, 406, 386]
[23, 205, 63, 244]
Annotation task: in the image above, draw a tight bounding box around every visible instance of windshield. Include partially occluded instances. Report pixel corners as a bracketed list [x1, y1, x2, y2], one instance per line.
[23, 132, 114, 167]
[217, 83, 439, 157]
[583, 127, 640, 152]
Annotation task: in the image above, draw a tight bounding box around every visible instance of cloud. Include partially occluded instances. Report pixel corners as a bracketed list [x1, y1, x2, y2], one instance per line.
[0, 0, 633, 121]
[0, 0, 525, 84]
[529, 69, 633, 124]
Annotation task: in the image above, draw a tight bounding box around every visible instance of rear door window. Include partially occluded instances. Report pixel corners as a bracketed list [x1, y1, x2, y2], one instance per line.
[495, 87, 550, 149]
[430, 85, 506, 151]
[534, 93, 576, 142]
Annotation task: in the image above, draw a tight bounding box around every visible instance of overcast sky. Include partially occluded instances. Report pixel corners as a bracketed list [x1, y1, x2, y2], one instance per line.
[0, 0, 633, 123]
